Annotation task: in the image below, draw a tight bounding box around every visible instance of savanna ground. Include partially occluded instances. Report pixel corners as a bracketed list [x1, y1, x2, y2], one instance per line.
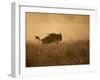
[26, 40, 89, 67]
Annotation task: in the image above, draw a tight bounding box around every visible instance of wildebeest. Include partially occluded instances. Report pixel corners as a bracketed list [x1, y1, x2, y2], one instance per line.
[35, 33, 62, 44]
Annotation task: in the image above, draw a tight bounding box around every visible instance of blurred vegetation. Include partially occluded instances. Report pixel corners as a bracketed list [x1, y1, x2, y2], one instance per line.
[26, 40, 89, 67]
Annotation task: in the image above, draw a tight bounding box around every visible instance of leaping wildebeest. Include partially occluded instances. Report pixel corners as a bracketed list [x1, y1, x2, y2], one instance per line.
[35, 33, 62, 44]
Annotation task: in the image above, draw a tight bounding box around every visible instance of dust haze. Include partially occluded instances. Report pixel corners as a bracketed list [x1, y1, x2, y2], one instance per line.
[25, 12, 89, 67]
[26, 12, 89, 42]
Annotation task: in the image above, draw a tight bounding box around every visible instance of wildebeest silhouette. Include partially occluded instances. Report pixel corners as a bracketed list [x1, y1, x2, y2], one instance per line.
[35, 33, 62, 44]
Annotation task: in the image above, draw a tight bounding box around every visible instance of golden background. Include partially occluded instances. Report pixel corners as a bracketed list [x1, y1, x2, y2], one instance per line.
[26, 12, 89, 42]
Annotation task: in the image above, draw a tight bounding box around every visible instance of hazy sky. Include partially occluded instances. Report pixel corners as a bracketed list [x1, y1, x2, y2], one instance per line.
[26, 12, 89, 42]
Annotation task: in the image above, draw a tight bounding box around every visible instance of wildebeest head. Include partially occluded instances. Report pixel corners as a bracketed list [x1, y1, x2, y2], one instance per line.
[35, 36, 41, 40]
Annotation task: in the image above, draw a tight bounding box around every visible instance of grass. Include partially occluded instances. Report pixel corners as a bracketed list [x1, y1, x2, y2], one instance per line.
[26, 40, 89, 67]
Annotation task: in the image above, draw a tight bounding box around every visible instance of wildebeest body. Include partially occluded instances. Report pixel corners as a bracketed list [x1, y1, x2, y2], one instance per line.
[35, 33, 62, 44]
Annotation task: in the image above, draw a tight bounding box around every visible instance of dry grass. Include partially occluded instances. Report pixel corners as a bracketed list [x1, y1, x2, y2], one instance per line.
[26, 40, 89, 67]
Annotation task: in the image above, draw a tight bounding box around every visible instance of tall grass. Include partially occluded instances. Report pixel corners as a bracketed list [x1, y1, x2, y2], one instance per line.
[26, 40, 89, 67]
